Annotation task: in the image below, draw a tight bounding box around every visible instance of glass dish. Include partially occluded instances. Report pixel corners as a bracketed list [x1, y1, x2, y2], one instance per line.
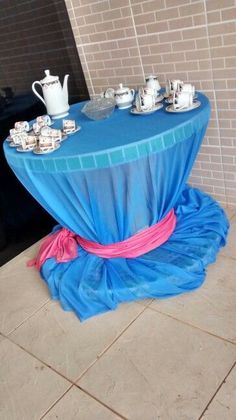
[81, 97, 115, 121]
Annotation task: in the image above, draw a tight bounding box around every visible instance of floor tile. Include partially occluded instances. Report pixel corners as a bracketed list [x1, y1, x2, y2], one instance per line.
[22, 239, 42, 258]
[78, 309, 236, 420]
[43, 386, 122, 420]
[150, 256, 236, 343]
[222, 206, 236, 221]
[136, 299, 153, 307]
[0, 338, 70, 420]
[0, 246, 49, 335]
[202, 366, 236, 420]
[222, 214, 236, 259]
[10, 300, 144, 382]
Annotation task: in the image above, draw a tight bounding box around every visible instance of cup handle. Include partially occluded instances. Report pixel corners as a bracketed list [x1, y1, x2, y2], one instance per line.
[32, 81, 46, 106]
[130, 89, 135, 99]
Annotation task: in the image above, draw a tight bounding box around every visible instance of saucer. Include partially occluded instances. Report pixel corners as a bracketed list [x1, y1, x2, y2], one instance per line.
[165, 97, 174, 104]
[155, 94, 164, 103]
[165, 100, 201, 113]
[165, 93, 198, 104]
[9, 142, 19, 147]
[117, 102, 133, 109]
[33, 143, 60, 154]
[62, 126, 81, 136]
[16, 145, 36, 153]
[56, 133, 67, 142]
[130, 104, 163, 115]
[163, 92, 171, 98]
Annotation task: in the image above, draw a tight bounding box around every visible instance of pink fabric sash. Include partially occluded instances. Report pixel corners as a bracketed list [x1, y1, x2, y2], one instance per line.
[28, 209, 176, 270]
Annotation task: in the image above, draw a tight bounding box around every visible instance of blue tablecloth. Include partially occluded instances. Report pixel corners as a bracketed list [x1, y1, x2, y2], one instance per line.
[4, 93, 229, 320]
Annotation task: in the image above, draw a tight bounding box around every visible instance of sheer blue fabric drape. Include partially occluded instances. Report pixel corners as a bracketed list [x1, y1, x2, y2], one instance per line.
[3, 94, 229, 320]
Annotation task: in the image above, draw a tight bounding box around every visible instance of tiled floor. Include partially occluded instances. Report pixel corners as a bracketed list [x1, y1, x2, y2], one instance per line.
[0, 208, 236, 420]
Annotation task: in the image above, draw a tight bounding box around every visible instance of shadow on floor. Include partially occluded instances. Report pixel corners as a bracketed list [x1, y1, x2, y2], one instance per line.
[0, 221, 52, 267]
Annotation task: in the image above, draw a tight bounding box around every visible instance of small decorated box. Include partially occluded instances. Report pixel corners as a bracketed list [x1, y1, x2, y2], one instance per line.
[50, 129, 62, 141]
[36, 115, 52, 127]
[12, 131, 28, 146]
[40, 127, 62, 141]
[21, 134, 37, 150]
[26, 134, 38, 144]
[33, 122, 42, 135]
[14, 121, 30, 132]
[63, 119, 76, 134]
[38, 135, 57, 151]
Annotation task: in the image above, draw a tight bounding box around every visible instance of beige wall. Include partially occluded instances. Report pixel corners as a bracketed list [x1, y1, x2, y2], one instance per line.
[65, 0, 236, 207]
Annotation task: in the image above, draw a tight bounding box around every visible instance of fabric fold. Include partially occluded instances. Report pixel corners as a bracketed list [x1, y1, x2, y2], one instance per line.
[28, 209, 176, 269]
[27, 228, 78, 270]
[39, 186, 229, 321]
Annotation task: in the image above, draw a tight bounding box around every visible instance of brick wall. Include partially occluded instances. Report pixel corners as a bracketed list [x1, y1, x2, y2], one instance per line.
[0, 0, 88, 102]
[65, 0, 236, 207]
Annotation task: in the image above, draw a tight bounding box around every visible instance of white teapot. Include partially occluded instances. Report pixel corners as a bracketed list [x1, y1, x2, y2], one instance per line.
[145, 75, 161, 93]
[32, 70, 69, 119]
[114, 83, 135, 109]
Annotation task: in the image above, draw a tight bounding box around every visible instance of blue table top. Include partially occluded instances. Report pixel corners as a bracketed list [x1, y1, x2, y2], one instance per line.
[4, 92, 210, 171]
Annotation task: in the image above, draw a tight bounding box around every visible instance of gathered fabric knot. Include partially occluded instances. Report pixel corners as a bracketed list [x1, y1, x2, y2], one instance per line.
[28, 209, 176, 271]
[27, 227, 78, 270]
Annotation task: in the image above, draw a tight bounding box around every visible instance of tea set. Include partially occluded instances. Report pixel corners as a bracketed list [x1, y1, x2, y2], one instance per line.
[30, 69, 199, 118]
[7, 116, 79, 154]
[6, 69, 80, 154]
[103, 74, 199, 115]
[164, 79, 200, 112]
[6, 68, 201, 156]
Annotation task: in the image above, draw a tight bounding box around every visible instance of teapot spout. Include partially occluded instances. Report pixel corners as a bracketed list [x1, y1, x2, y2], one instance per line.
[63, 74, 69, 105]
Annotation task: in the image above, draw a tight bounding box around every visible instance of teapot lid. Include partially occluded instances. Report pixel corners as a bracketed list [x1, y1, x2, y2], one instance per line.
[146, 74, 157, 80]
[40, 70, 59, 84]
[116, 83, 129, 94]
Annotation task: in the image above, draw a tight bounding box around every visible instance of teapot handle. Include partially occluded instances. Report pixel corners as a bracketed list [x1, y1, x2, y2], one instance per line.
[130, 89, 135, 99]
[32, 81, 46, 106]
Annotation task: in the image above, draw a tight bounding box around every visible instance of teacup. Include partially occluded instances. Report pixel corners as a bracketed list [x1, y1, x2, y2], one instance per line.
[166, 79, 183, 96]
[180, 83, 195, 96]
[143, 86, 159, 99]
[173, 91, 193, 110]
[21, 134, 37, 150]
[9, 128, 19, 139]
[63, 119, 76, 134]
[14, 121, 30, 132]
[12, 131, 28, 146]
[36, 115, 52, 127]
[32, 122, 42, 135]
[38, 135, 57, 152]
[136, 87, 156, 112]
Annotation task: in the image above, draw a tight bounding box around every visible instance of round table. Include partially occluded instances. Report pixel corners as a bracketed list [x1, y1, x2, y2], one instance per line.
[4, 93, 229, 321]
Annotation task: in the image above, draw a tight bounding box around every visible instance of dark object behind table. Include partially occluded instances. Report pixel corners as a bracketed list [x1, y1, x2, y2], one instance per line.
[0, 0, 89, 264]
[0, 93, 55, 261]
[0, 87, 14, 106]
[0, 95, 6, 113]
